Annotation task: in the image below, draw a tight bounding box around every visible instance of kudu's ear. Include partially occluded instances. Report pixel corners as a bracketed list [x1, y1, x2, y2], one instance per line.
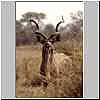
[49, 33, 60, 43]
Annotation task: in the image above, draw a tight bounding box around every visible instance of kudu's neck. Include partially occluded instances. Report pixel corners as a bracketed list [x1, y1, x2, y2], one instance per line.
[40, 44, 53, 77]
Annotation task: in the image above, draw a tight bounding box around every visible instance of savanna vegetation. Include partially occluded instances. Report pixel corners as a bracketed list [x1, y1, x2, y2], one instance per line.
[16, 11, 83, 98]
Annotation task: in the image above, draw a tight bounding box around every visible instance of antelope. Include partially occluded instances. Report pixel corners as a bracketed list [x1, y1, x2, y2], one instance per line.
[30, 17, 72, 87]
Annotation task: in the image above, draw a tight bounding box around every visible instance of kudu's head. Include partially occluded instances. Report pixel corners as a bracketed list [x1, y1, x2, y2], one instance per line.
[30, 17, 64, 87]
[30, 16, 64, 46]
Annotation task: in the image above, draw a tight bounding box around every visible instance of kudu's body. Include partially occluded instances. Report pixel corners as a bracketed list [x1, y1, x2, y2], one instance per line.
[30, 17, 72, 87]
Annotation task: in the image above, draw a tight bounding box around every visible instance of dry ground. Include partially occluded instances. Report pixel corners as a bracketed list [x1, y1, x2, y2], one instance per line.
[16, 42, 83, 98]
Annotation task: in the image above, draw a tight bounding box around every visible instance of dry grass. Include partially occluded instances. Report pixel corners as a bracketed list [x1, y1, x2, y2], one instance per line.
[16, 41, 83, 98]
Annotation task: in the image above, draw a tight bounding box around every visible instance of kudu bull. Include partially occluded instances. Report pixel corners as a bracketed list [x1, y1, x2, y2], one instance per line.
[30, 17, 70, 87]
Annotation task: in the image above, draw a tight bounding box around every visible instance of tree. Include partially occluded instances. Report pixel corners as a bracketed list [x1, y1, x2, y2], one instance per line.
[20, 12, 46, 24]
[42, 23, 55, 37]
[16, 20, 24, 35]
[20, 12, 46, 38]
[70, 10, 83, 32]
[16, 12, 46, 46]
[62, 11, 83, 42]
